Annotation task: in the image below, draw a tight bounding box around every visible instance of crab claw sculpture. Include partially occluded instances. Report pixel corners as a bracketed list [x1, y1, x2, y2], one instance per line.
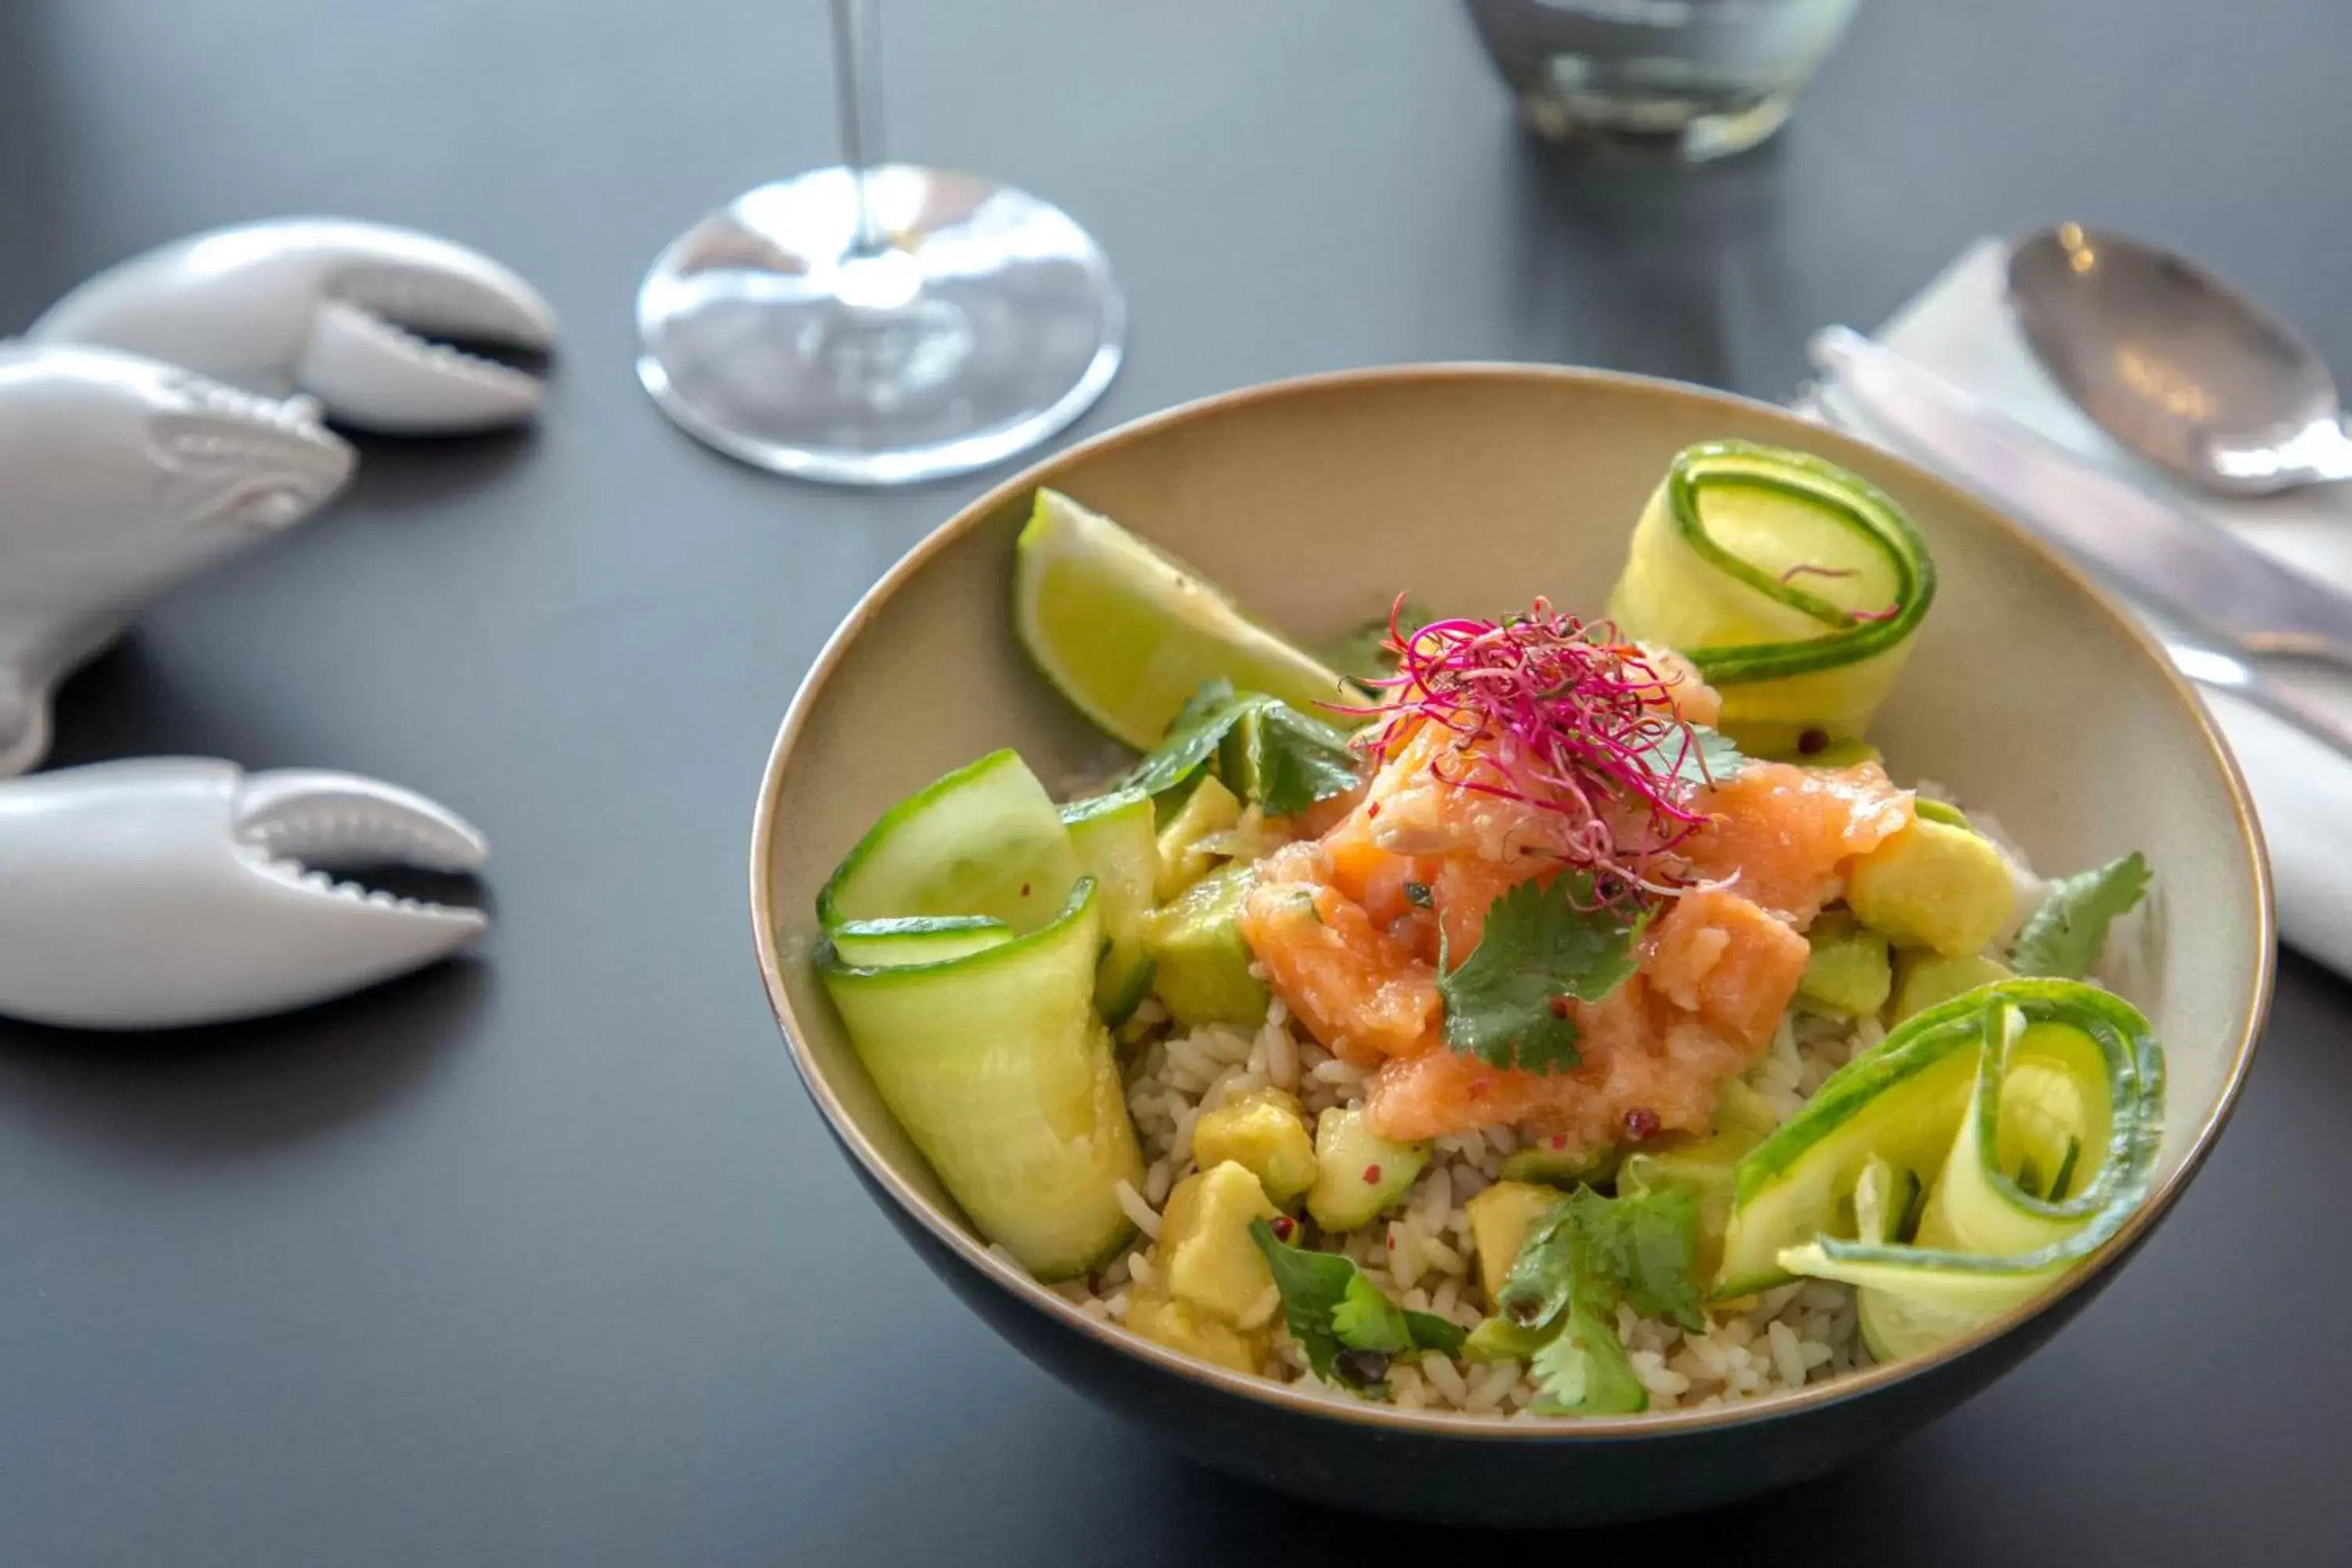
[0, 343, 356, 778]
[0, 759, 488, 1029]
[27, 218, 558, 435]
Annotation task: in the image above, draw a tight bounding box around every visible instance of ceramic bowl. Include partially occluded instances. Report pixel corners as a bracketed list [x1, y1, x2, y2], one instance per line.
[750, 366, 2271, 1526]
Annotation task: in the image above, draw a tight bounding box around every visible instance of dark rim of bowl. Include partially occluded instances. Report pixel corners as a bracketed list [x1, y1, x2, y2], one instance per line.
[750, 361, 2276, 1441]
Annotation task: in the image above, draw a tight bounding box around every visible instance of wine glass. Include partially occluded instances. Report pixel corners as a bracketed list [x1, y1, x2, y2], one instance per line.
[635, 0, 1124, 485]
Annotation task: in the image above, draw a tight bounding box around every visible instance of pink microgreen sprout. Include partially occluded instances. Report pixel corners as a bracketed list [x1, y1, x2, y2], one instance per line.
[1332, 595, 1728, 902]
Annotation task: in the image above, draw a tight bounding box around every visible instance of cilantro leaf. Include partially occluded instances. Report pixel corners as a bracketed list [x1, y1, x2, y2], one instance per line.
[1403, 1311, 1468, 1355]
[1438, 875, 1649, 1075]
[1118, 679, 1258, 798]
[1577, 1186, 1705, 1331]
[1635, 723, 1748, 793]
[1118, 679, 1361, 817]
[1318, 603, 1436, 685]
[1248, 1219, 1460, 1392]
[1330, 1272, 1410, 1355]
[1530, 1305, 1648, 1415]
[1319, 622, 1401, 687]
[2008, 851, 2151, 979]
[1229, 703, 1362, 816]
[1495, 1187, 1698, 1412]
[1248, 1218, 1354, 1383]
[1494, 1200, 1579, 1330]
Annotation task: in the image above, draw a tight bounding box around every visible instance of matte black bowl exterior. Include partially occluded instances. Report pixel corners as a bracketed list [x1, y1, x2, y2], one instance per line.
[753, 366, 2271, 1526]
[836, 1114, 2141, 1526]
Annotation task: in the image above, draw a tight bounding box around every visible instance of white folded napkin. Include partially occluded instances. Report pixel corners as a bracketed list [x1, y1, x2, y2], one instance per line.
[1813, 237, 2352, 978]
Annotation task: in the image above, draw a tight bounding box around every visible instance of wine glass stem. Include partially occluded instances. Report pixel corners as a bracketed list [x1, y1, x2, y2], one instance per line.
[829, 0, 884, 256]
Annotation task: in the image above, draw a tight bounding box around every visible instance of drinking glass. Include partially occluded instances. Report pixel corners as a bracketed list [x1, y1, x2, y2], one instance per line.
[636, 0, 1124, 485]
[1465, 0, 1861, 162]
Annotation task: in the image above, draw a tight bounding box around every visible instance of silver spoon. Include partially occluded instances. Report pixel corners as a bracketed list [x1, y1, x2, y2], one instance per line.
[2005, 223, 2352, 496]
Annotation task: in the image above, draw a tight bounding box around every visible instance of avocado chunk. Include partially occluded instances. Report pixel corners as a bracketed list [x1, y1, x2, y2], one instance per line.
[1191, 1088, 1317, 1203]
[1798, 909, 1895, 1017]
[1463, 1314, 1552, 1364]
[1892, 950, 2014, 1023]
[1847, 817, 2015, 958]
[1153, 774, 1242, 900]
[1465, 1179, 1566, 1307]
[1498, 1141, 1621, 1187]
[1125, 1284, 1266, 1374]
[1711, 1077, 1783, 1139]
[1146, 865, 1270, 1029]
[1158, 1161, 1280, 1330]
[1305, 1105, 1428, 1232]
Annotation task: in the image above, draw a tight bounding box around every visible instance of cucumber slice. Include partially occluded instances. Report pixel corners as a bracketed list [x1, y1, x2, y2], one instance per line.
[817, 750, 1082, 934]
[1718, 980, 2163, 1352]
[1607, 441, 1936, 754]
[1715, 1014, 1982, 1298]
[1013, 488, 1359, 750]
[828, 916, 1013, 968]
[820, 877, 1145, 1280]
[1061, 791, 1157, 1025]
[1850, 1157, 1975, 1361]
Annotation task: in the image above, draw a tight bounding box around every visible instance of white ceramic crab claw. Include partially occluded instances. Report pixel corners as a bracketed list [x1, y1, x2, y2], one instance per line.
[27, 218, 559, 435]
[0, 343, 355, 778]
[0, 758, 489, 1030]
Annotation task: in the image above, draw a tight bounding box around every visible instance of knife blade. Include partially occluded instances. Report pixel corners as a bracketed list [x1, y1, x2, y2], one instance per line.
[1796, 362, 2352, 768]
[1808, 325, 2352, 671]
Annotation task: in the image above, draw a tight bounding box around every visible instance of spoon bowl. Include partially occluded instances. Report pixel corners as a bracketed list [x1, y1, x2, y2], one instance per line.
[2006, 224, 2352, 495]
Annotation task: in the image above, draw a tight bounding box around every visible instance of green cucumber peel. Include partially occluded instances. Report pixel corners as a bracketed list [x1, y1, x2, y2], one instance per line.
[1059, 789, 1158, 1026]
[1661, 441, 1937, 688]
[1725, 978, 2162, 1301]
[819, 877, 1100, 985]
[817, 749, 1080, 934]
[826, 915, 1014, 968]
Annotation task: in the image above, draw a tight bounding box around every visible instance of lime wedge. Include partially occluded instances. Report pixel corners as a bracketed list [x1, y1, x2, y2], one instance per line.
[1014, 488, 1359, 749]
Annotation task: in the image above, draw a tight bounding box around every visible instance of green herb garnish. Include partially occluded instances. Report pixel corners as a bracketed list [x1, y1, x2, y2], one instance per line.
[1117, 678, 1359, 817]
[1491, 1186, 1703, 1415]
[2008, 851, 2150, 980]
[1319, 603, 1437, 685]
[1118, 679, 1254, 798]
[1250, 1219, 1465, 1395]
[1437, 874, 1649, 1075]
[1530, 1306, 1649, 1416]
[1236, 703, 1360, 816]
[1632, 723, 1749, 794]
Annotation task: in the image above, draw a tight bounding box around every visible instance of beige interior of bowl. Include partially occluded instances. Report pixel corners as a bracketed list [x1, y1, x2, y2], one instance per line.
[757, 366, 2267, 1312]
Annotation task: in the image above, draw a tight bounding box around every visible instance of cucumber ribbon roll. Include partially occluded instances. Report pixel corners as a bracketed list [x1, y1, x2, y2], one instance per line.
[816, 751, 1148, 1280]
[1607, 441, 1936, 754]
[1716, 979, 2165, 1359]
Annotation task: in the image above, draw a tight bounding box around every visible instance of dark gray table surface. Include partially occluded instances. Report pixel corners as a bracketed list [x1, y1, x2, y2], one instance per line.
[3, 1, 2349, 1563]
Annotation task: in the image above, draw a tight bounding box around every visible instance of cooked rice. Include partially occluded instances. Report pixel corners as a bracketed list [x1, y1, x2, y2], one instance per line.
[1051, 779, 2046, 1419]
[1072, 985, 1888, 1416]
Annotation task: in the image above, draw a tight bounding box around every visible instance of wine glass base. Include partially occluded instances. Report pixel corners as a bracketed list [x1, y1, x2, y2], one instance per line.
[636, 165, 1124, 486]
